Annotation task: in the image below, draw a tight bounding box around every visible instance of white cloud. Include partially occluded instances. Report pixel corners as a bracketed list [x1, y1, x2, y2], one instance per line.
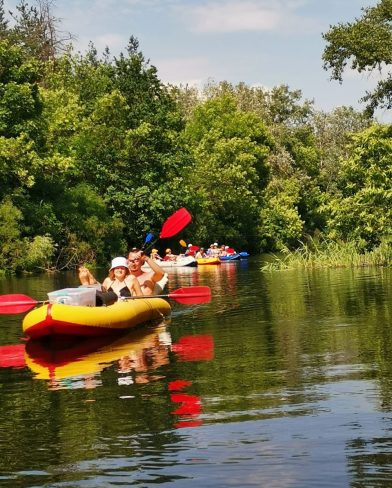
[155, 56, 213, 87]
[174, 0, 320, 34]
[94, 34, 126, 52]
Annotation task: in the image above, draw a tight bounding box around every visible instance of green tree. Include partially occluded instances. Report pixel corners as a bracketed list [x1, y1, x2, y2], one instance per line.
[0, 39, 43, 139]
[0, 39, 44, 206]
[322, 0, 392, 114]
[69, 39, 189, 243]
[258, 178, 305, 251]
[183, 94, 273, 248]
[311, 107, 371, 192]
[325, 124, 392, 248]
[0, 198, 25, 271]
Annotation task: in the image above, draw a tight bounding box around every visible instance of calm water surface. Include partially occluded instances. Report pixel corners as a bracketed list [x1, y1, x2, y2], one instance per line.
[1, 257, 392, 487]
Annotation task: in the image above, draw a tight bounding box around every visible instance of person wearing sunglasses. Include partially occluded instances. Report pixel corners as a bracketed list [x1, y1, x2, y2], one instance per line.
[127, 249, 166, 296]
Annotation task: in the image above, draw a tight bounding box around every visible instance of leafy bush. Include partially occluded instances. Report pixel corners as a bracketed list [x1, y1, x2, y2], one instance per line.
[21, 234, 55, 271]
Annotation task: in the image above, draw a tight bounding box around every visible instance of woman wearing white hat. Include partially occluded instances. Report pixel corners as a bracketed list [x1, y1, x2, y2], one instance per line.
[79, 256, 143, 299]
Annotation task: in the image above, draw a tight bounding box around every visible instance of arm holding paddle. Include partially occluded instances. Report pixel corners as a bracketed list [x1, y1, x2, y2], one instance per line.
[127, 250, 165, 296]
[140, 252, 165, 280]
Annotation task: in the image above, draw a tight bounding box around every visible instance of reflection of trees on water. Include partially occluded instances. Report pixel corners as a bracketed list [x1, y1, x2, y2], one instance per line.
[191, 266, 392, 422]
[346, 434, 392, 487]
[2, 262, 392, 484]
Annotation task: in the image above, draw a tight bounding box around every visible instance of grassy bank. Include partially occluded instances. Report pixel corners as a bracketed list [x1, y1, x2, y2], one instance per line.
[261, 238, 392, 271]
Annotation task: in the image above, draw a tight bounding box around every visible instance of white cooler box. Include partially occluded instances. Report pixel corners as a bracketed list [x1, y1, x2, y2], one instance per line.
[47, 287, 96, 306]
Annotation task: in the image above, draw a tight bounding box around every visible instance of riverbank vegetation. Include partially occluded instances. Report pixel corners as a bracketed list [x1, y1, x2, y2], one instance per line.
[0, 0, 391, 273]
[261, 238, 392, 271]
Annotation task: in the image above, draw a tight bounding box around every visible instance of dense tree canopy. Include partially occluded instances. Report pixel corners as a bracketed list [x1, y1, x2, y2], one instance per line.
[325, 124, 392, 247]
[0, 0, 390, 273]
[183, 94, 273, 248]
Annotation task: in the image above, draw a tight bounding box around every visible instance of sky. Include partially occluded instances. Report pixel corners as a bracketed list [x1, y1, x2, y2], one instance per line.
[5, 0, 390, 120]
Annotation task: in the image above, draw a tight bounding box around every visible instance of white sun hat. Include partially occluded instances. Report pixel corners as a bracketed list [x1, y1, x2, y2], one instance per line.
[110, 256, 128, 270]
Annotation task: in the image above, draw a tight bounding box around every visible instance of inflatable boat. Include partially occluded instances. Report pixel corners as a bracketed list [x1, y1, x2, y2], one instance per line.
[220, 253, 241, 261]
[142, 256, 197, 269]
[22, 298, 171, 339]
[239, 251, 250, 258]
[196, 257, 221, 265]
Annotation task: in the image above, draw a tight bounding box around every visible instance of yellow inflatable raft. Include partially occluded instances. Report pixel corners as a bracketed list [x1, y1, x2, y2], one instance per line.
[196, 257, 221, 265]
[23, 298, 171, 339]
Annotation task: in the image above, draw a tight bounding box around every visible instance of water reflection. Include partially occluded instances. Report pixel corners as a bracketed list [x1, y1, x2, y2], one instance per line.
[2, 261, 392, 486]
[21, 323, 214, 429]
[25, 326, 159, 389]
[0, 343, 26, 368]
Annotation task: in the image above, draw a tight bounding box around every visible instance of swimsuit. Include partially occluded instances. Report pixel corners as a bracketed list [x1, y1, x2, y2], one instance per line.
[107, 281, 132, 297]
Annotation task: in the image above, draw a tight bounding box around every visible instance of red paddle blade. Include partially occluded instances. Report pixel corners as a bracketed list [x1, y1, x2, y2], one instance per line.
[160, 208, 192, 239]
[0, 294, 38, 314]
[169, 286, 211, 305]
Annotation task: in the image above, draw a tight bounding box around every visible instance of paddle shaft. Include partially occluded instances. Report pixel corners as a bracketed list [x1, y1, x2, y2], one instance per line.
[0, 286, 211, 314]
[126, 291, 210, 300]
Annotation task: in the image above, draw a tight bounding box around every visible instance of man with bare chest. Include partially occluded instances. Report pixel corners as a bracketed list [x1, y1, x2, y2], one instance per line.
[127, 250, 165, 295]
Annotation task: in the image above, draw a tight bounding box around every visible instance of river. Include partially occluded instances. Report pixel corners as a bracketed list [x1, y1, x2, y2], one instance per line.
[1, 257, 392, 487]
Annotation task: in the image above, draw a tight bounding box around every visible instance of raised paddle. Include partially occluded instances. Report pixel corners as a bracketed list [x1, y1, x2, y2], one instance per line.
[142, 208, 192, 252]
[0, 286, 211, 314]
[144, 232, 155, 245]
[178, 240, 199, 253]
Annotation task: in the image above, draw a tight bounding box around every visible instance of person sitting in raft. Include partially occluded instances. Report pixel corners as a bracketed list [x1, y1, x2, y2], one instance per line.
[150, 249, 163, 261]
[207, 243, 220, 257]
[79, 249, 166, 297]
[195, 247, 206, 259]
[219, 245, 227, 256]
[225, 245, 236, 255]
[185, 244, 196, 257]
[163, 248, 177, 261]
[127, 249, 166, 296]
[79, 257, 143, 299]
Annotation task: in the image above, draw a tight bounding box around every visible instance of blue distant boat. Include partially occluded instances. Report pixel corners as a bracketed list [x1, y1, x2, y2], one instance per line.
[220, 253, 241, 262]
[239, 252, 250, 258]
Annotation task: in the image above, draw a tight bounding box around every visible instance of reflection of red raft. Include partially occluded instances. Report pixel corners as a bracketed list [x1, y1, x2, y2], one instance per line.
[25, 325, 169, 381]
